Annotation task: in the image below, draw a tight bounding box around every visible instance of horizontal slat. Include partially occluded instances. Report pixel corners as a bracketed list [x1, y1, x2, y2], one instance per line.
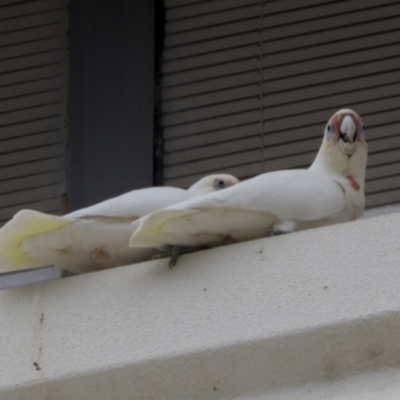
[0, 170, 65, 195]
[0, 8, 66, 34]
[0, 182, 65, 208]
[263, 55, 400, 93]
[262, 97, 400, 136]
[0, 75, 64, 100]
[165, 1, 399, 47]
[162, 82, 259, 114]
[263, 12, 400, 55]
[164, 109, 260, 139]
[263, 69, 400, 109]
[0, 0, 68, 231]
[163, 57, 259, 87]
[163, 31, 260, 62]
[0, 156, 65, 181]
[163, 57, 400, 100]
[0, 0, 32, 6]
[259, 108, 400, 150]
[166, 4, 260, 35]
[163, 91, 400, 140]
[0, 197, 62, 222]
[0, 36, 66, 62]
[163, 43, 259, 74]
[164, 148, 261, 179]
[367, 136, 400, 155]
[163, 42, 400, 91]
[0, 103, 63, 127]
[262, 30, 400, 71]
[0, 143, 65, 168]
[166, 0, 259, 21]
[163, 81, 400, 129]
[0, 63, 65, 88]
[164, 3, 400, 66]
[263, 43, 400, 83]
[165, 17, 259, 48]
[367, 189, 400, 208]
[263, 0, 398, 29]
[263, 83, 400, 122]
[0, 22, 66, 48]
[0, 115, 64, 140]
[263, 0, 399, 40]
[165, 7, 400, 62]
[262, 0, 361, 16]
[367, 162, 400, 181]
[0, 131, 64, 154]
[368, 147, 400, 168]
[164, 136, 261, 166]
[162, 96, 259, 127]
[163, 70, 260, 101]
[164, 123, 400, 181]
[166, 0, 336, 22]
[0, 89, 64, 113]
[165, 0, 204, 9]
[165, 122, 260, 152]
[0, 49, 65, 74]
[0, 0, 67, 21]
[366, 175, 400, 194]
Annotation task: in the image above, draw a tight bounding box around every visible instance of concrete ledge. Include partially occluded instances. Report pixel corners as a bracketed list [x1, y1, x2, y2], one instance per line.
[1, 212, 400, 399]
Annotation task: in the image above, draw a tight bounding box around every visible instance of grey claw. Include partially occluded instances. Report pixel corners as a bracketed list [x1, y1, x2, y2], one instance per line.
[168, 246, 181, 269]
[155, 244, 208, 268]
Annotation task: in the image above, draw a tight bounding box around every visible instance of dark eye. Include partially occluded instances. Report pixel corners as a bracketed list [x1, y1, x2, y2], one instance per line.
[213, 179, 226, 190]
[326, 123, 334, 140]
[360, 123, 365, 139]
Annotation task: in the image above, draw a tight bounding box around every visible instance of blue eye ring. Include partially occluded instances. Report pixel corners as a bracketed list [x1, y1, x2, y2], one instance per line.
[326, 123, 335, 141]
[213, 179, 226, 190]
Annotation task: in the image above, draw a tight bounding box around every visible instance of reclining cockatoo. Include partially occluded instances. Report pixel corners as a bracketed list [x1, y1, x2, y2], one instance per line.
[130, 109, 368, 267]
[0, 174, 239, 274]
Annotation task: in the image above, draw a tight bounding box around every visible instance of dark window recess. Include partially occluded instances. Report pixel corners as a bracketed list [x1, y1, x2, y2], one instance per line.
[68, 0, 155, 211]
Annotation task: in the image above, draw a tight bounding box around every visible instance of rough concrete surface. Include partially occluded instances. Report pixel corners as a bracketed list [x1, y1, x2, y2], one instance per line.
[0, 212, 400, 399]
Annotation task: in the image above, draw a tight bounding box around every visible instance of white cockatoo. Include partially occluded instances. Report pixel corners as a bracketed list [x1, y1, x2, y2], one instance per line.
[0, 174, 239, 274]
[130, 109, 368, 266]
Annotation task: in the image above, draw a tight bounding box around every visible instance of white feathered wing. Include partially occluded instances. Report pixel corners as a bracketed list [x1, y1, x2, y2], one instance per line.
[0, 174, 239, 273]
[130, 109, 368, 250]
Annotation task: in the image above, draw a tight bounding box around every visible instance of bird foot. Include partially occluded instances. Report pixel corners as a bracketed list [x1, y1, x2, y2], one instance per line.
[153, 245, 207, 268]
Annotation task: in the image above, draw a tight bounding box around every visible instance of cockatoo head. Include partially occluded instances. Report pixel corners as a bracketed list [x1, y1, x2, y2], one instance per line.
[187, 174, 239, 196]
[311, 109, 368, 179]
[324, 109, 366, 156]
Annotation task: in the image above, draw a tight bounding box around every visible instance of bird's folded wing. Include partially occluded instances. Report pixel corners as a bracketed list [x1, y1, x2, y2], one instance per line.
[67, 187, 191, 219]
[130, 169, 346, 248]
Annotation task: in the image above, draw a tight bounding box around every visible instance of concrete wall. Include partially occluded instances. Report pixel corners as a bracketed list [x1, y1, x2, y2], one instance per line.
[1, 212, 400, 399]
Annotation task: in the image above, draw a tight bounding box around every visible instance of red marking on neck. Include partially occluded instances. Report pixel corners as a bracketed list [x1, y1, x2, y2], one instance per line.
[347, 175, 360, 191]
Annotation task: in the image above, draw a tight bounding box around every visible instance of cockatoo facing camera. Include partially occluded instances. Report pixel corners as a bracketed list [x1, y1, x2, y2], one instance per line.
[130, 109, 368, 266]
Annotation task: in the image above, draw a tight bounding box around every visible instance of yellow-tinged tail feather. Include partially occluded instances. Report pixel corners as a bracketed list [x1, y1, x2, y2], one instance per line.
[0, 210, 71, 273]
[130, 209, 199, 248]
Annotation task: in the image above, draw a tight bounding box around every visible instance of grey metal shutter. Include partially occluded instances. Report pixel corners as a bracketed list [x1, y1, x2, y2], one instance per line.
[161, 0, 400, 209]
[0, 0, 68, 226]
